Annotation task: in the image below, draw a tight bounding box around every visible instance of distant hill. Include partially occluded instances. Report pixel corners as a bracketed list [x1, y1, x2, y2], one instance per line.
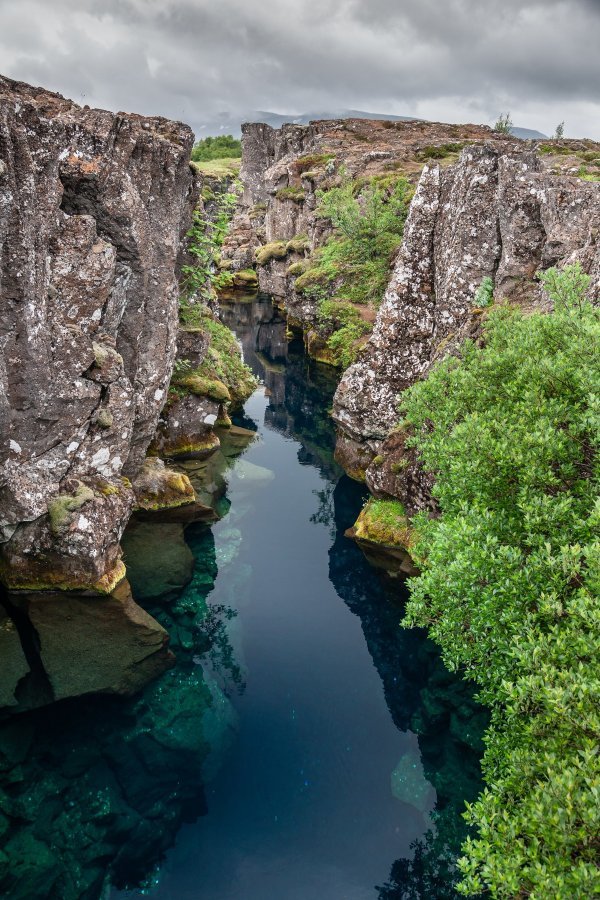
[192, 109, 546, 141]
[510, 126, 548, 139]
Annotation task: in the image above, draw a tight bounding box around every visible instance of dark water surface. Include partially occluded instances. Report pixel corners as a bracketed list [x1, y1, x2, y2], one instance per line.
[0, 296, 484, 900]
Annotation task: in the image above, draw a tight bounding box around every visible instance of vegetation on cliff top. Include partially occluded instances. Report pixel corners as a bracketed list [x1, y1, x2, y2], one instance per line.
[295, 173, 410, 366]
[399, 264, 600, 898]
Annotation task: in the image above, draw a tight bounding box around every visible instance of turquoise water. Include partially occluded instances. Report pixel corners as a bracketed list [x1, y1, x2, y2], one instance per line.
[0, 296, 484, 899]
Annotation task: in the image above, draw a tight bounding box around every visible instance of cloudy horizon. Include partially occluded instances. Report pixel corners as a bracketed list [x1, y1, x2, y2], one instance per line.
[1, 0, 599, 140]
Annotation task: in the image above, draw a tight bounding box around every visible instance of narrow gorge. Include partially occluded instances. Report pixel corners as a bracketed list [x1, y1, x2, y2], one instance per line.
[0, 75, 598, 899]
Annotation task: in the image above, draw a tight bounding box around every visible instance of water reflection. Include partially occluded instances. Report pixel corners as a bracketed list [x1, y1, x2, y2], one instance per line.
[0, 521, 242, 899]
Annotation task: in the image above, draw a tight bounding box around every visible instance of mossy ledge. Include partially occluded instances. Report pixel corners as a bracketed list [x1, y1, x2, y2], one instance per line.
[0, 558, 127, 596]
[346, 499, 418, 576]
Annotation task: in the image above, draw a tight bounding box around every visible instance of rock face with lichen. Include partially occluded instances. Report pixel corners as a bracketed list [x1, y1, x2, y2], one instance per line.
[332, 141, 600, 501]
[0, 75, 198, 708]
[0, 74, 197, 586]
[222, 118, 514, 336]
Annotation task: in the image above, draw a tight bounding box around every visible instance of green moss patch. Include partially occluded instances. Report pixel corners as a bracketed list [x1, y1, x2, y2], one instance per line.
[255, 241, 288, 266]
[353, 499, 413, 549]
[291, 153, 335, 175]
[275, 186, 305, 203]
[48, 483, 95, 534]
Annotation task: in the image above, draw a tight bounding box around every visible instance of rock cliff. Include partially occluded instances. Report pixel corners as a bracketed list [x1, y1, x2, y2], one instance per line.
[222, 118, 511, 334]
[332, 141, 600, 505]
[0, 76, 197, 708]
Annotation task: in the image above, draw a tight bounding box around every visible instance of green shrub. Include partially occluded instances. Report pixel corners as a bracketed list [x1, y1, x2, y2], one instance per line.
[180, 182, 239, 308]
[190, 134, 242, 162]
[307, 174, 410, 308]
[400, 263, 600, 898]
[577, 165, 600, 182]
[291, 152, 335, 175]
[417, 142, 466, 160]
[473, 275, 494, 307]
[317, 298, 372, 368]
[493, 112, 513, 134]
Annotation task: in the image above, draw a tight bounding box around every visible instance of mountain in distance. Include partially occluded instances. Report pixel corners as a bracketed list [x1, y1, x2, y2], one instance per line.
[192, 108, 547, 140]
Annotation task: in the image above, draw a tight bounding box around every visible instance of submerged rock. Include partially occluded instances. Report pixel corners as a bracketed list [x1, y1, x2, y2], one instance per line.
[122, 520, 195, 602]
[4, 579, 172, 710]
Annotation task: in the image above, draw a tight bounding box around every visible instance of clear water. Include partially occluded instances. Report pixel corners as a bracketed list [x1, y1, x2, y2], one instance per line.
[0, 295, 485, 900]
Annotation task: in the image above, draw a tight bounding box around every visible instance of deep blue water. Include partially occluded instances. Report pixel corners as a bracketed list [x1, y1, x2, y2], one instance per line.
[0, 295, 484, 900]
[114, 295, 485, 899]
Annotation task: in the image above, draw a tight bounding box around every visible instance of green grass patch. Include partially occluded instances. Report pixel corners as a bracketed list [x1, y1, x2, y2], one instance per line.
[192, 157, 241, 178]
[275, 185, 306, 203]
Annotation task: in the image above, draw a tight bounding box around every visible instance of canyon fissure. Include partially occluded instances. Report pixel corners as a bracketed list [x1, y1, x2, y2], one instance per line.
[0, 76, 598, 898]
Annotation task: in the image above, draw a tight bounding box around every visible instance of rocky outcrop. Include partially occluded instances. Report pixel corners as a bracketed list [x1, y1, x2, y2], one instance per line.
[0, 75, 198, 708]
[222, 118, 513, 336]
[0, 74, 197, 587]
[332, 141, 600, 500]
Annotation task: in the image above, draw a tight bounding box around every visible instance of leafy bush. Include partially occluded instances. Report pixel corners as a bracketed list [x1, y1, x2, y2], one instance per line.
[316, 298, 371, 368]
[297, 174, 410, 309]
[190, 134, 242, 162]
[400, 264, 600, 897]
[473, 276, 494, 308]
[493, 112, 513, 134]
[180, 182, 240, 313]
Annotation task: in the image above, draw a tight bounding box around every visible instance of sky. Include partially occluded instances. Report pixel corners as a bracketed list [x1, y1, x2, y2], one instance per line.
[1, 0, 599, 140]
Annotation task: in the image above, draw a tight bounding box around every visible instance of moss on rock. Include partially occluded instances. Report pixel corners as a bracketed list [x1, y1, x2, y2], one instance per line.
[353, 499, 413, 549]
[275, 186, 305, 203]
[255, 241, 288, 266]
[47, 482, 95, 534]
[175, 373, 231, 403]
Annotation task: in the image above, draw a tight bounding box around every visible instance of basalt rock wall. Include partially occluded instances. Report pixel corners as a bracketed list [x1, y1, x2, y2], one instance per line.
[0, 76, 198, 709]
[0, 75, 197, 589]
[222, 118, 511, 330]
[332, 142, 600, 509]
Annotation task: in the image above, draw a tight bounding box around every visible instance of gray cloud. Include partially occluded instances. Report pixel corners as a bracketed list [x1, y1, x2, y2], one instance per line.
[0, 0, 599, 139]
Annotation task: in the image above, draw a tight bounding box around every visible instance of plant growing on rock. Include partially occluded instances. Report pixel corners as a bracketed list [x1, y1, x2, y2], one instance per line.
[297, 173, 410, 310]
[493, 112, 513, 134]
[180, 181, 240, 314]
[317, 298, 372, 368]
[399, 263, 600, 898]
[473, 276, 494, 308]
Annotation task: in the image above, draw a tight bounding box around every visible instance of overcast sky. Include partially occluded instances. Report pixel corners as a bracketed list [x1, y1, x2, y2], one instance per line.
[1, 0, 599, 140]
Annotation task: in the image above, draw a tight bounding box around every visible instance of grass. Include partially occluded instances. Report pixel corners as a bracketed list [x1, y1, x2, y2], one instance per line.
[192, 157, 241, 178]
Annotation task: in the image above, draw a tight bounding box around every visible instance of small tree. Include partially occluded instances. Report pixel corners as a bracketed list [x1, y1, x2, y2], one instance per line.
[493, 112, 513, 134]
[554, 121, 565, 140]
